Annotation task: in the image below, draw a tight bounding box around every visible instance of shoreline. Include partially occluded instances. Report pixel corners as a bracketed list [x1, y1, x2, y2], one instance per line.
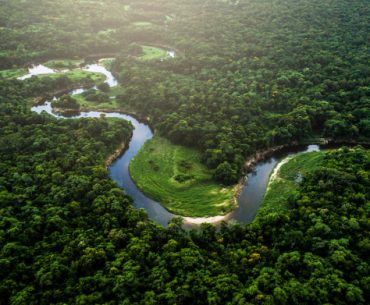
[232, 139, 369, 206]
[105, 141, 129, 168]
[182, 213, 232, 225]
[233, 143, 296, 203]
[268, 155, 293, 184]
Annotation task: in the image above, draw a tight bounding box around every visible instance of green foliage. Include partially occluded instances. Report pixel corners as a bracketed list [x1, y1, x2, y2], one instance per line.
[0, 0, 369, 304]
[140, 46, 168, 61]
[97, 82, 110, 93]
[44, 59, 83, 70]
[82, 89, 110, 103]
[257, 151, 326, 219]
[51, 94, 80, 110]
[0, 78, 369, 305]
[214, 161, 239, 185]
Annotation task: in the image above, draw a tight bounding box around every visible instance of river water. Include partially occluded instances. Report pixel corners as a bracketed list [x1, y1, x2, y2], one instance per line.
[27, 59, 323, 227]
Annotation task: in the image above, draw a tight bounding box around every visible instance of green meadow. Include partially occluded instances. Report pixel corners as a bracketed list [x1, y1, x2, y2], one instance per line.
[129, 136, 236, 217]
[44, 59, 83, 70]
[139, 46, 168, 61]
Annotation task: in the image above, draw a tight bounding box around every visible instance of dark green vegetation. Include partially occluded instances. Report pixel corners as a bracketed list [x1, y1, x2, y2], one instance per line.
[2, 0, 369, 184]
[0, 82, 369, 303]
[110, 0, 370, 184]
[52, 94, 80, 110]
[0, 0, 369, 304]
[130, 136, 236, 217]
[258, 151, 326, 220]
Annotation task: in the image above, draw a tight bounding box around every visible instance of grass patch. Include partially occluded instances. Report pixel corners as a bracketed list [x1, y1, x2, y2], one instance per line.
[44, 59, 83, 70]
[129, 136, 236, 217]
[255, 151, 326, 220]
[73, 93, 121, 111]
[139, 46, 168, 61]
[0, 68, 27, 79]
[39, 70, 106, 83]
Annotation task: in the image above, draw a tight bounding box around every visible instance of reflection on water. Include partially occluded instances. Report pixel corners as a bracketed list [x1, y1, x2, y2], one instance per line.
[82, 64, 118, 87]
[17, 62, 118, 87]
[228, 145, 320, 224]
[17, 65, 56, 80]
[167, 50, 176, 58]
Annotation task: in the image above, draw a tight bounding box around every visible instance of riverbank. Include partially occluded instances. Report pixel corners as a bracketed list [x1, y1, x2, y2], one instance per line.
[233, 143, 297, 201]
[47, 102, 151, 126]
[183, 213, 232, 225]
[234, 139, 369, 203]
[32, 82, 95, 105]
[105, 141, 129, 168]
[255, 150, 326, 221]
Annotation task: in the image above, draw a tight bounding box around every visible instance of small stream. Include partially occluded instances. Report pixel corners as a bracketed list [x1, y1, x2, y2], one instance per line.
[27, 59, 324, 227]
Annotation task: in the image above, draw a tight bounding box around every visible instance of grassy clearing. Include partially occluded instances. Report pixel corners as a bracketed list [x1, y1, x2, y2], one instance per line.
[0, 68, 27, 79]
[73, 93, 121, 111]
[139, 46, 168, 61]
[39, 70, 106, 82]
[255, 151, 326, 220]
[44, 59, 83, 70]
[72, 85, 126, 111]
[129, 136, 236, 217]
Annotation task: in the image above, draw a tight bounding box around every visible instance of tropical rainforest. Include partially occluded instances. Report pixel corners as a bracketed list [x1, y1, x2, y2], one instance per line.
[0, 0, 369, 304]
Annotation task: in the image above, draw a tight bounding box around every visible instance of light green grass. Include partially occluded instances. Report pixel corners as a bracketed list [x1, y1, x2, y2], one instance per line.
[73, 94, 121, 111]
[129, 136, 236, 217]
[255, 151, 326, 220]
[0, 68, 27, 79]
[132, 21, 153, 27]
[139, 46, 168, 61]
[44, 59, 83, 70]
[39, 70, 105, 83]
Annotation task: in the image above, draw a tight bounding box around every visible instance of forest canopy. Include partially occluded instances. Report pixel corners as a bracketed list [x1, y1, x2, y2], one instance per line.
[0, 0, 369, 304]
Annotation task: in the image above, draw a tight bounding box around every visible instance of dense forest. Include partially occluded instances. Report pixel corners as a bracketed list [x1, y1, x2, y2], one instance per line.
[0, 0, 369, 304]
[1, 0, 369, 183]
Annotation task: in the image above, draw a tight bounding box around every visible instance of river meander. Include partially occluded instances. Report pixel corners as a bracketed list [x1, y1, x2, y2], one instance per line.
[27, 59, 325, 227]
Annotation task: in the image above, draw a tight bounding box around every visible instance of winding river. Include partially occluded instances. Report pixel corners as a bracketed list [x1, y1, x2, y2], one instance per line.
[27, 59, 323, 227]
